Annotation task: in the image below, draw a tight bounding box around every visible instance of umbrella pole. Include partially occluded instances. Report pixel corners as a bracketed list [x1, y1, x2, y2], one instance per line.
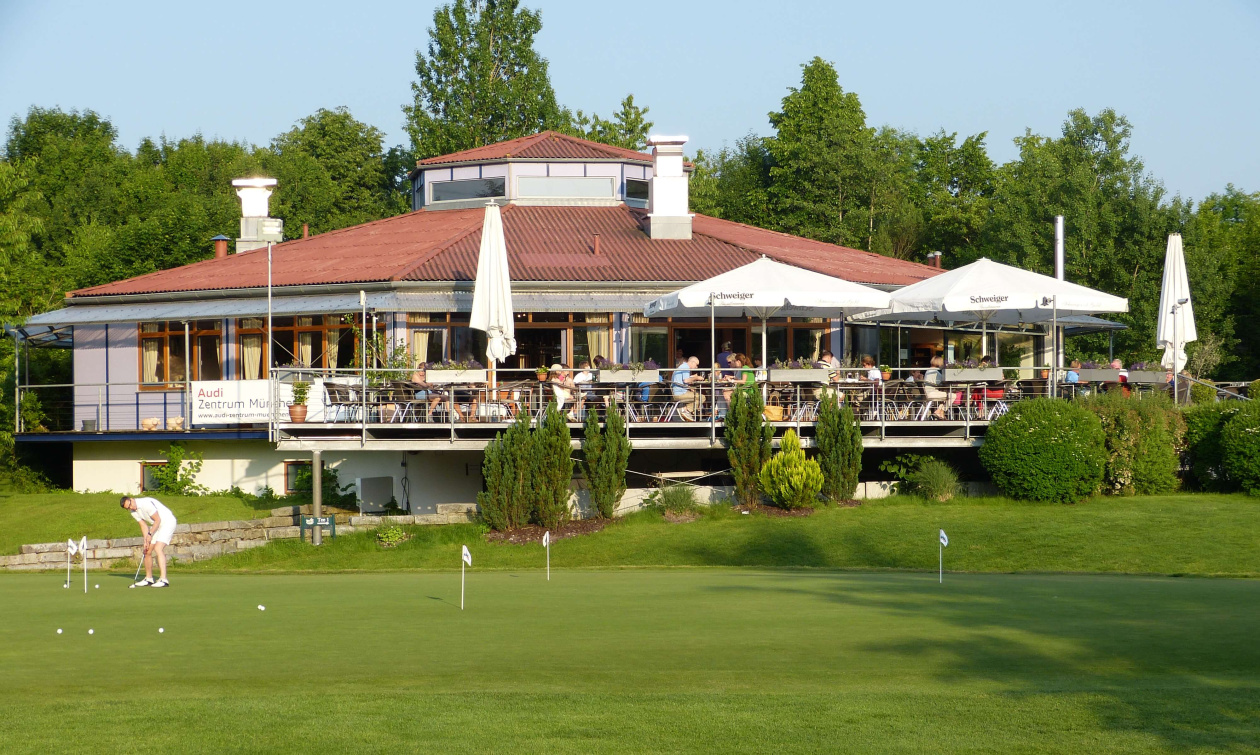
[1051, 297, 1058, 398]
[710, 298, 716, 444]
[761, 315, 769, 403]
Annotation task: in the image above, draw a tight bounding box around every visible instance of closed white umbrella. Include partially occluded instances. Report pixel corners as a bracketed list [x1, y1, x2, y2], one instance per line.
[1156, 233, 1195, 373]
[469, 203, 516, 369]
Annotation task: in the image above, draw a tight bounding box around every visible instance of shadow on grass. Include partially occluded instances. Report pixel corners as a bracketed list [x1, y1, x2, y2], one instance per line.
[707, 572, 1260, 751]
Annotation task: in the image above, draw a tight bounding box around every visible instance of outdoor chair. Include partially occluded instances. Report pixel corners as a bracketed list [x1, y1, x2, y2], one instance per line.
[323, 383, 361, 423]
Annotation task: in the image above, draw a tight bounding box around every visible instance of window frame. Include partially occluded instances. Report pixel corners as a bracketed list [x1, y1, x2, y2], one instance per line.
[138, 320, 223, 391]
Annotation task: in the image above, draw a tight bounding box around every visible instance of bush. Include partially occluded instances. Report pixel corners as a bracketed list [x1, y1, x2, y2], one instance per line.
[758, 430, 823, 510]
[1250, 380, 1260, 400]
[1080, 392, 1181, 496]
[1221, 404, 1260, 495]
[532, 403, 574, 529]
[978, 398, 1105, 503]
[647, 483, 698, 513]
[724, 388, 773, 507]
[815, 393, 861, 502]
[375, 526, 409, 548]
[581, 402, 632, 519]
[477, 413, 534, 531]
[287, 463, 357, 507]
[1183, 401, 1243, 491]
[906, 459, 961, 502]
[1190, 382, 1216, 405]
[152, 443, 207, 495]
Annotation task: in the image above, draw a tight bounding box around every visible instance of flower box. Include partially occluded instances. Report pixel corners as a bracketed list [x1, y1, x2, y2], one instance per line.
[944, 368, 1001, 382]
[768, 368, 831, 383]
[426, 369, 488, 384]
[1127, 370, 1169, 385]
[1076, 369, 1122, 383]
[598, 369, 660, 384]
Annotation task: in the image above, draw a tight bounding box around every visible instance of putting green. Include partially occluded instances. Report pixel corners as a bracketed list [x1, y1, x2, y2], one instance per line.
[3, 570, 1257, 753]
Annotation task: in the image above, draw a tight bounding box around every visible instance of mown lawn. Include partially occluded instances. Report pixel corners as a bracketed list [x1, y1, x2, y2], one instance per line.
[0, 491, 276, 555]
[179, 493, 1260, 577]
[3, 570, 1257, 753]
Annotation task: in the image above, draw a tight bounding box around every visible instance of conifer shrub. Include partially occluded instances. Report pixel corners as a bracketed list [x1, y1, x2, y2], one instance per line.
[1220, 403, 1260, 495]
[581, 402, 632, 519]
[758, 429, 823, 509]
[1183, 401, 1243, 491]
[724, 388, 773, 507]
[815, 392, 861, 502]
[477, 413, 533, 531]
[532, 403, 574, 528]
[978, 398, 1104, 503]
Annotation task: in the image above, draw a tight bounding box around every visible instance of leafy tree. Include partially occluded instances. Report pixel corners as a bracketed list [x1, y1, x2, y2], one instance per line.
[814, 393, 861, 502]
[912, 129, 994, 259]
[690, 134, 774, 227]
[152, 443, 207, 495]
[403, 0, 565, 160]
[724, 388, 773, 506]
[562, 95, 653, 151]
[581, 404, 631, 518]
[766, 57, 873, 247]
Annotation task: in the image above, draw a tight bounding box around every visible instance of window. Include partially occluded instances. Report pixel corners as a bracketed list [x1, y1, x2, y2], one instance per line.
[284, 461, 313, 495]
[140, 321, 221, 388]
[236, 315, 370, 378]
[140, 462, 167, 492]
[625, 178, 649, 207]
[408, 314, 445, 365]
[431, 177, 506, 203]
[517, 176, 614, 198]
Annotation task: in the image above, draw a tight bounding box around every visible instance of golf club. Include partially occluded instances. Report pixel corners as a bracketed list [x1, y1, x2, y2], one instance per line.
[129, 544, 149, 587]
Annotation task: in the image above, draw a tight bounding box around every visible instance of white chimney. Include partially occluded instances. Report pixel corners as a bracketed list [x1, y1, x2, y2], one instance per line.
[231, 177, 283, 253]
[646, 135, 692, 240]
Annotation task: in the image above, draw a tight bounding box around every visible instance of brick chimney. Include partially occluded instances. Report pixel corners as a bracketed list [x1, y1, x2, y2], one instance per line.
[646, 135, 692, 240]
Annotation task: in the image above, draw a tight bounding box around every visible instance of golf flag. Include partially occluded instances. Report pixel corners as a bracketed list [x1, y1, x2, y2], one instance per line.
[939, 530, 949, 547]
[80, 536, 88, 552]
[462, 545, 472, 566]
[542, 531, 549, 548]
[66, 538, 78, 556]
[81, 536, 88, 594]
[543, 531, 550, 581]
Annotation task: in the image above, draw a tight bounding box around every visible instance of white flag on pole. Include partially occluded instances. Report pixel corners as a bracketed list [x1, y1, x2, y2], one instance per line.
[66, 538, 78, 556]
[939, 530, 948, 547]
[462, 545, 472, 566]
[80, 536, 88, 552]
[542, 531, 550, 548]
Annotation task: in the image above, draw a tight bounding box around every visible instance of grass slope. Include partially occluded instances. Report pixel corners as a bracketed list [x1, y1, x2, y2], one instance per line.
[3, 570, 1257, 753]
[0, 492, 276, 556]
[183, 494, 1260, 577]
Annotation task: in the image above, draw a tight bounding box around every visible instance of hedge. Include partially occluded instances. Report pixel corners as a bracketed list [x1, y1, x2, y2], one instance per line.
[1080, 392, 1183, 496]
[1221, 403, 1260, 495]
[1183, 401, 1244, 491]
[978, 398, 1105, 503]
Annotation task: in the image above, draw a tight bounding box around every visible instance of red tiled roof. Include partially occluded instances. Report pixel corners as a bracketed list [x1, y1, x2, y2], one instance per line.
[416, 131, 653, 167]
[69, 205, 939, 298]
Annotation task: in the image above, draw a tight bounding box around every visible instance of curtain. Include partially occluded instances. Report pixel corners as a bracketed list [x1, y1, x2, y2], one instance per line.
[241, 334, 262, 380]
[812, 329, 824, 362]
[241, 318, 263, 329]
[412, 330, 430, 366]
[298, 332, 315, 368]
[584, 326, 611, 362]
[142, 339, 160, 384]
[326, 329, 339, 371]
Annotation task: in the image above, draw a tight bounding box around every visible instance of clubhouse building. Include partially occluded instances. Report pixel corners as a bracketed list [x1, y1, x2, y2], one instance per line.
[13, 132, 1065, 511]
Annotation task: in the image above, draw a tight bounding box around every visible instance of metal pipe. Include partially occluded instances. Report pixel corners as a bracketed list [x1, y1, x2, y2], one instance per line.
[1054, 215, 1065, 281]
[361, 290, 367, 448]
[709, 297, 716, 445]
[267, 242, 274, 443]
[12, 334, 20, 433]
[311, 449, 322, 546]
[183, 321, 191, 430]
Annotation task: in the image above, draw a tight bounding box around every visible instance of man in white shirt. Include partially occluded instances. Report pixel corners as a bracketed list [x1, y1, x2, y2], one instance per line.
[120, 496, 178, 587]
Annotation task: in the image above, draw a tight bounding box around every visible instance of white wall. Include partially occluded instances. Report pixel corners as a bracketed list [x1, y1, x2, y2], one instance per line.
[71, 441, 484, 512]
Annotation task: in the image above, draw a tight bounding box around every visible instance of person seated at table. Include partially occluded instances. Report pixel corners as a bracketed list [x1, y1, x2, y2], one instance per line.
[859, 355, 881, 382]
[716, 342, 734, 377]
[1065, 360, 1081, 383]
[721, 353, 756, 405]
[548, 363, 579, 421]
[408, 366, 449, 419]
[573, 359, 608, 412]
[1110, 358, 1128, 382]
[922, 356, 948, 420]
[672, 355, 706, 421]
[819, 350, 842, 370]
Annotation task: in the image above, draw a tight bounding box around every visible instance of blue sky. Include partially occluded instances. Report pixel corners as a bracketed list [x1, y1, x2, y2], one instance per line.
[1, 0, 1256, 201]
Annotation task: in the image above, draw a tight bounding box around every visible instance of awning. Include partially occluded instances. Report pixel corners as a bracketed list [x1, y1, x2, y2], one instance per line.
[22, 290, 668, 327]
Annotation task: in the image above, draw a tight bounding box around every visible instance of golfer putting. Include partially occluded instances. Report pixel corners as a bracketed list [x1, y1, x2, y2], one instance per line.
[120, 496, 176, 588]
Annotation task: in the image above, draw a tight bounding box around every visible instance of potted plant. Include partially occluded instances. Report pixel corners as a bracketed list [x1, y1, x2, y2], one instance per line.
[767, 359, 831, 383]
[1127, 361, 1168, 384]
[289, 381, 310, 423]
[535, 366, 549, 382]
[598, 359, 661, 383]
[1076, 360, 1121, 383]
[879, 364, 893, 381]
[1039, 368, 1050, 379]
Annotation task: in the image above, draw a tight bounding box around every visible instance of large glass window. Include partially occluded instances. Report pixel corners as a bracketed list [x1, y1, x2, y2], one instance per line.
[430, 177, 506, 203]
[235, 315, 370, 378]
[139, 320, 220, 388]
[631, 324, 667, 366]
[625, 178, 649, 205]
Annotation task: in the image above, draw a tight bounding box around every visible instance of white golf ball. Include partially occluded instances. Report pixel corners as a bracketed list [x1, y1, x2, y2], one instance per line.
[88, 629, 94, 635]
[158, 628, 164, 634]
[258, 605, 265, 611]
[63, 584, 68, 589]
[95, 584, 99, 589]
[57, 629, 62, 634]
